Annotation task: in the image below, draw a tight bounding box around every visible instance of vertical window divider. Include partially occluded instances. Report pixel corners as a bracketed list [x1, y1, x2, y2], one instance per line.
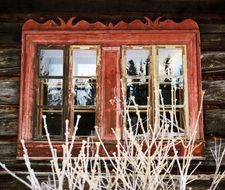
[64, 46, 71, 137]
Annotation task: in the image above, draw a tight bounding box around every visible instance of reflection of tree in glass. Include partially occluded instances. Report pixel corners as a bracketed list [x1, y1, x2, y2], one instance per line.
[163, 55, 172, 82]
[75, 79, 96, 106]
[174, 64, 183, 88]
[85, 79, 96, 105]
[127, 60, 137, 76]
[144, 57, 150, 76]
[44, 79, 62, 106]
[126, 58, 149, 105]
[126, 58, 149, 76]
[139, 61, 144, 75]
[39, 51, 50, 76]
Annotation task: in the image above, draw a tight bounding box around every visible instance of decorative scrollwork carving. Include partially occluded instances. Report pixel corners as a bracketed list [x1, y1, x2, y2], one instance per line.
[23, 17, 198, 31]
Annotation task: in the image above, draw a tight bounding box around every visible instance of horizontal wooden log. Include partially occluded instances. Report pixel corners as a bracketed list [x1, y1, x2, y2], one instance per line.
[0, 33, 21, 47]
[0, 67, 20, 76]
[0, 118, 18, 136]
[0, 0, 224, 15]
[0, 108, 18, 136]
[0, 22, 22, 34]
[204, 109, 225, 137]
[0, 48, 21, 76]
[0, 142, 16, 159]
[201, 51, 225, 72]
[203, 80, 225, 103]
[0, 175, 30, 190]
[0, 79, 19, 105]
[201, 33, 225, 51]
[201, 51, 225, 80]
[200, 24, 225, 34]
[0, 106, 18, 136]
[0, 105, 19, 114]
[0, 48, 20, 68]
[0, 5, 224, 24]
[204, 138, 225, 166]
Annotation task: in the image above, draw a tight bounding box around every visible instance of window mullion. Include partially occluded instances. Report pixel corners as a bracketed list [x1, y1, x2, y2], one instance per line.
[64, 46, 73, 137]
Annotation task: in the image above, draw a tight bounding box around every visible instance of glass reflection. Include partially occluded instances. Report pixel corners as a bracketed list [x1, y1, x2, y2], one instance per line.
[127, 83, 148, 105]
[73, 49, 97, 76]
[159, 110, 184, 135]
[42, 79, 63, 106]
[159, 84, 184, 105]
[73, 78, 96, 106]
[39, 49, 63, 76]
[41, 111, 62, 136]
[158, 48, 183, 83]
[126, 50, 150, 76]
[74, 112, 95, 136]
[127, 112, 147, 135]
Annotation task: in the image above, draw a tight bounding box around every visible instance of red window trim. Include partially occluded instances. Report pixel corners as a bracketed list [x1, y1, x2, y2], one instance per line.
[17, 17, 204, 158]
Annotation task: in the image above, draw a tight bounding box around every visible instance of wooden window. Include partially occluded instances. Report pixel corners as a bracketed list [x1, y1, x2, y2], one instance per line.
[36, 47, 65, 138]
[156, 46, 187, 137]
[70, 46, 99, 137]
[34, 46, 99, 139]
[122, 45, 187, 138]
[17, 18, 204, 158]
[122, 46, 151, 136]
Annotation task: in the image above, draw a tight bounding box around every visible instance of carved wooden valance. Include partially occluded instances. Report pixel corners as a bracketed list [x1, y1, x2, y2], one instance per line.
[23, 17, 199, 31]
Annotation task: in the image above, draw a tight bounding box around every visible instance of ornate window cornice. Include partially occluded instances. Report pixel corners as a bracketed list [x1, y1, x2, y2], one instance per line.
[23, 17, 199, 31]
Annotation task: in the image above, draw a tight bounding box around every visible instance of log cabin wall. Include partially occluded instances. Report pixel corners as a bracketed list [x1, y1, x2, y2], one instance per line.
[0, 0, 225, 189]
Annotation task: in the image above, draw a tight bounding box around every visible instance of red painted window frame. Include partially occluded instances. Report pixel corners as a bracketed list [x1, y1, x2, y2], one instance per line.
[17, 17, 204, 159]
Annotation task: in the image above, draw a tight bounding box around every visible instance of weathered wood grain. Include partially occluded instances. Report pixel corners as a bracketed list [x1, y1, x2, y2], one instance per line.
[0, 0, 224, 16]
[202, 51, 225, 72]
[0, 175, 30, 190]
[204, 109, 225, 137]
[0, 67, 20, 76]
[201, 51, 225, 80]
[0, 142, 16, 159]
[200, 24, 225, 34]
[0, 105, 19, 114]
[0, 48, 20, 68]
[0, 79, 19, 105]
[203, 80, 225, 102]
[204, 138, 225, 166]
[1, 12, 225, 24]
[0, 22, 22, 34]
[201, 33, 225, 51]
[0, 113, 18, 136]
[0, 33, 21, 47]
[0, 48, 21, 76]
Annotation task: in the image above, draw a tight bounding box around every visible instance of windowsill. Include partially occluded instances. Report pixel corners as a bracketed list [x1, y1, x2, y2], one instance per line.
[16, 140, 205, 160]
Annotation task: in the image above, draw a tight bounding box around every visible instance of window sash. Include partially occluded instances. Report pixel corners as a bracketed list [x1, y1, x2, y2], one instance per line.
[122, 45, 187, 137]
[35, 45, 99, 139]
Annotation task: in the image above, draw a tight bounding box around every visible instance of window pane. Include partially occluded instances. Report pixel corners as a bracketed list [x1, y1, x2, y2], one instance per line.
[41, 111, 62, 136]
[127, 112, 148, 135]
[158, 48, 183, 83]
[74, 112, 95, 136]
[126, 50, 150, 76]
[72, 49, 97, 76]
[159, 109, 185, 135]
[39, 49, 63, 76]
[159, 84, 184, 105]
[41, 79, 63, 106]
[127, 83, 148, 105]
[73, 78, 96, 106]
